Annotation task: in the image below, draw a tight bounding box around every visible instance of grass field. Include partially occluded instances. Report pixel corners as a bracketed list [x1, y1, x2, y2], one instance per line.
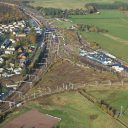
[0, 92, 126, 128]
[88, 88, 128, 124]
[88, 89, 128, 111]
[29, 0, 128, 9]
[69, 10, 128, 62]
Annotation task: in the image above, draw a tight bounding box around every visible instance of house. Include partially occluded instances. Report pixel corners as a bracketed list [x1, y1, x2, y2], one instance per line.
[0, 58, 4, 64]
[16, 34, 26, 37]
[5, 50, 13, 55]
[13, 22, 16, 25]
[9, 29, 13, 32]
[3, 39, 11, 48]
[8, 25, 13, 27]
[13, 32, 16, 35]
[7, 67, 14, 72]
[1, 45, 5, 49]
[7, 47, 15, 51]
[10, 39, 16, 44]
[10, 63, 15, 67]
[2, 25, 6, 27]
[0, 68, 4, 73]
[13, 70, 21, 75]
[6, 74, 15, 77]
[13, 68, 22, 75]
[17, 48, 23, 53]
[36, 30, 42, 35]
[24, 27, 30, 34]
[2, 72, 8, 77]
[4, 109, 61, 128]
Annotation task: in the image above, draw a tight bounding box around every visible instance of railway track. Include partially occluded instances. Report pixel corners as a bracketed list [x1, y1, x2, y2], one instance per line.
[0, 1, 49, 116]
[0, 26, 58, 117]
[0, 47, 46, 116]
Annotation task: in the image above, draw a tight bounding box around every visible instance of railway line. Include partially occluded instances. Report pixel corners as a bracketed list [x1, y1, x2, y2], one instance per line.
[0, 2, 128, 128]
[0, 2, 51, 116]
[0, 44, 47, 115]
[0, 14, 58, 117]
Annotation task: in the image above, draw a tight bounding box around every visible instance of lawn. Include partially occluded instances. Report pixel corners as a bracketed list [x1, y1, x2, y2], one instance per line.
[69, 10, 128, 62]
[0, 92, 125, 128]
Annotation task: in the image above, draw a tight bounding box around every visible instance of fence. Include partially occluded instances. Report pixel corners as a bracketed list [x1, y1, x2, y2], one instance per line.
[0, 81, 128, 117]
[18, 81, 128, 102]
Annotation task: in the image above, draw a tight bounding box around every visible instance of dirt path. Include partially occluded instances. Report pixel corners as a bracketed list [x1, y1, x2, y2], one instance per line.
[102, 33, 128, 45]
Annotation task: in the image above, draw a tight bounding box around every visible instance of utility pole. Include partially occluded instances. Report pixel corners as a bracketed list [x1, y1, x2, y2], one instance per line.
[120, 105, 123, 117]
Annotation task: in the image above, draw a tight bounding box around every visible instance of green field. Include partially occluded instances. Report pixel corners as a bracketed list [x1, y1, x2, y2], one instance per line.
[69, 10, 128, 62]
[88, 88, 128, 124]
[89, 89, 128, 111]
[29, 0, 128, 9]
[0, 92, 125, 128]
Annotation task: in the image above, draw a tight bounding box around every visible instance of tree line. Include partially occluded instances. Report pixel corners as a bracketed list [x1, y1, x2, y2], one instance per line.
[99, 100, 120, 118]
[35, 6, 97, 18]
[22, 1, 98, 18]
[85, 1, 128, 10]
[0, 3, 26, 24]
[77, 24, 108, 33]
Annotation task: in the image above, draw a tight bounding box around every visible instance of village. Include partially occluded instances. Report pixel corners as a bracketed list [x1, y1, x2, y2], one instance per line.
[0, 19, 42, 78]
[1, 1, 128, 128]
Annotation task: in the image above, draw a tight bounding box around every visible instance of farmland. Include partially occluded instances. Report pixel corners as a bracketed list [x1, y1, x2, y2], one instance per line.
[27, 0, 128, 62]
[88, 88, 128, 124]
[28, 0, 128, 9]
[0, 91, 126, 128]
[69, 10, 128, 62]
[1, 1, 128, 128]
[53, 10, 128, 62]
